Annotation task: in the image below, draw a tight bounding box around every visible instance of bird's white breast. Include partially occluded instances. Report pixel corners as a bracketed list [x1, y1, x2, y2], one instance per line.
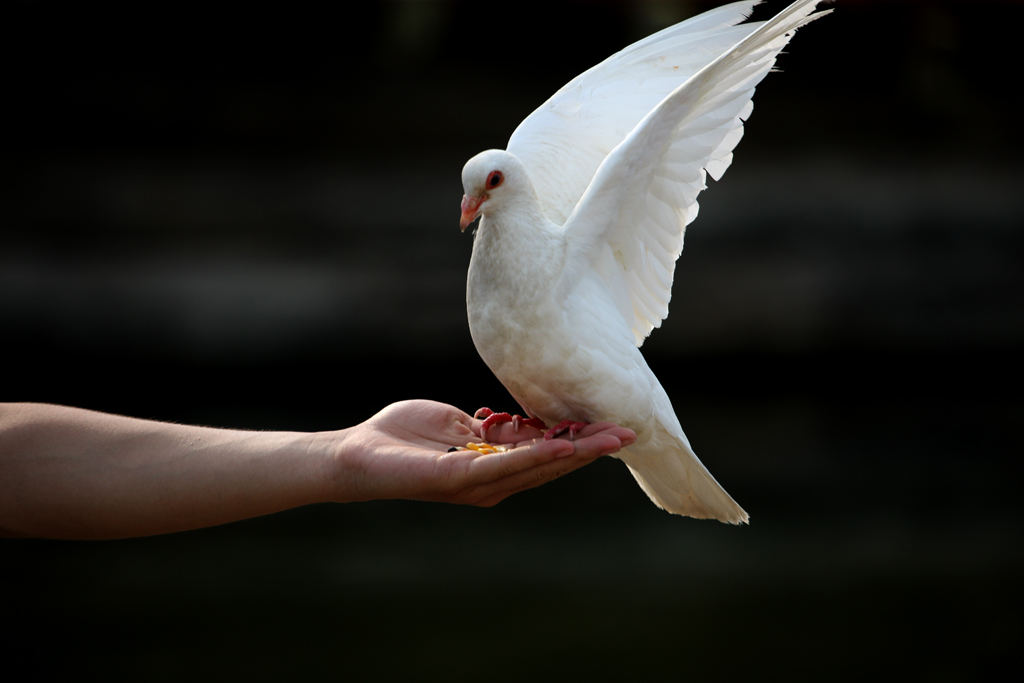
[467, 216, 659, 435]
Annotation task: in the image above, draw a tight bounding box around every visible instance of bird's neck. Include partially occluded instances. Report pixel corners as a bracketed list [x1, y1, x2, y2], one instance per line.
[469, 194, 565, 307]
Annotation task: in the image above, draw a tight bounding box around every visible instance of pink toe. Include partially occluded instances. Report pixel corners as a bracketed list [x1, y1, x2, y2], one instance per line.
[543, 420, 590, 441]
[480, 412, 513, 439]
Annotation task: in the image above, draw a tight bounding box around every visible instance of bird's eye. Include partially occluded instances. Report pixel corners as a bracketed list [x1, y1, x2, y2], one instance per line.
[487, 171, 504, 188]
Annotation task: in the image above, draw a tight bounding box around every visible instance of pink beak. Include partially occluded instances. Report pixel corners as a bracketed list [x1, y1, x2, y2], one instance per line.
[460, 194, 485, 232]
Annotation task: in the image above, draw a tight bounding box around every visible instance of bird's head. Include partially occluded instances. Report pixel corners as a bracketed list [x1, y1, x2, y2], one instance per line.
[459, 149, 526, 232]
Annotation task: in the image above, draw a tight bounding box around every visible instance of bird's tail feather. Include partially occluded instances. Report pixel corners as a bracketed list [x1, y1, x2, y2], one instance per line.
[619, 426, 749, 524]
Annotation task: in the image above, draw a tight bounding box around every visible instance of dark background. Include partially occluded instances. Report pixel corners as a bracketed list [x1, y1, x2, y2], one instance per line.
[3, 0, 1022, 679]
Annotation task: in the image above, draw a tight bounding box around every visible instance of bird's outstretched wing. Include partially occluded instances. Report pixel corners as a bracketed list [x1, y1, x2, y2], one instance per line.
[507, 0, 763, 227]
[560, 0, 827, 345]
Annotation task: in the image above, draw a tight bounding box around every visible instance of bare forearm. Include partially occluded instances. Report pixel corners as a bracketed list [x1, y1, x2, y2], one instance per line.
[0, 400, 634, 540]
[0, 403, 337, 539]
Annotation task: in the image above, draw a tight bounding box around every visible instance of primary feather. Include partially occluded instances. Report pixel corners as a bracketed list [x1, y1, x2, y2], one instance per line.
[462, 0, 828, 522]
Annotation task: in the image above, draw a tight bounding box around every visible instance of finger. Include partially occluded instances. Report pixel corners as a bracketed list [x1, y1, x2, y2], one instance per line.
[475, 419, 637, 446]
[567, 432, 628, 458]
[536, 424, 637, 451]
[574, 424, 637, 447]
[571, 421, 618, 437]
[457, 419, 636, 479]
[460, 438, 575, 483]
[469, 418, 546, 444]
[461, 431, 625, 501]
[470, 448, 607, 507]
[558, 422, 636, 443]
[439, 407, 480, 445]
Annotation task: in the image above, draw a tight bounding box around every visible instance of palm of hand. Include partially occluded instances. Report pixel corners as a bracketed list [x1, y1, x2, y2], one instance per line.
[343, 400, 635, 507]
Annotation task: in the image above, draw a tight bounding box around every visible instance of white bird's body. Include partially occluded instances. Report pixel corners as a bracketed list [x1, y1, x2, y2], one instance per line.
[461, 1, 828, 522]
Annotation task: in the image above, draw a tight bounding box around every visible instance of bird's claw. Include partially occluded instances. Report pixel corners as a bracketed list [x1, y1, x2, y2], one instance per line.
[543, 420, 590, 441]
[474, 407, 546, 439]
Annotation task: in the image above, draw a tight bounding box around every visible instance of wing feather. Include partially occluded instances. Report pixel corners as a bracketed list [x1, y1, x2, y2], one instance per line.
[560, 0, 828, 345]
[507, 1, 766, 226]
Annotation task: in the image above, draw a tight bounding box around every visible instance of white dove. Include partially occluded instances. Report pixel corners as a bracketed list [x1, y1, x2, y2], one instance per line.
[459, 0, 828, 523]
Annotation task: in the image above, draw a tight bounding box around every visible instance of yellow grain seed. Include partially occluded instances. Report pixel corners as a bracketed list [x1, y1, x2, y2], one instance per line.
[465, 442, 508, 454]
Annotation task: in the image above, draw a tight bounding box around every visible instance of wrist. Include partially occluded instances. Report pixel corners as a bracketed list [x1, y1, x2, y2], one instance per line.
[308, 424, 365, 504]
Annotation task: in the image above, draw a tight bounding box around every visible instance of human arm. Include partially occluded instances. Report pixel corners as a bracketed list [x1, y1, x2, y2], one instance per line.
[0, 401, 635, 540]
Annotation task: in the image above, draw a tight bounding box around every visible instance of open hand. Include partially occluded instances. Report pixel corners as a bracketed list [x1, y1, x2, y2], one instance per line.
[331, 400, 636, 507]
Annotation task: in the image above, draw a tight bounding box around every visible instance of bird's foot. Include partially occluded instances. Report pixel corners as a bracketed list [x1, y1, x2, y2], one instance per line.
[473, 407, 546, 438]
[543, 420, 590, 441]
